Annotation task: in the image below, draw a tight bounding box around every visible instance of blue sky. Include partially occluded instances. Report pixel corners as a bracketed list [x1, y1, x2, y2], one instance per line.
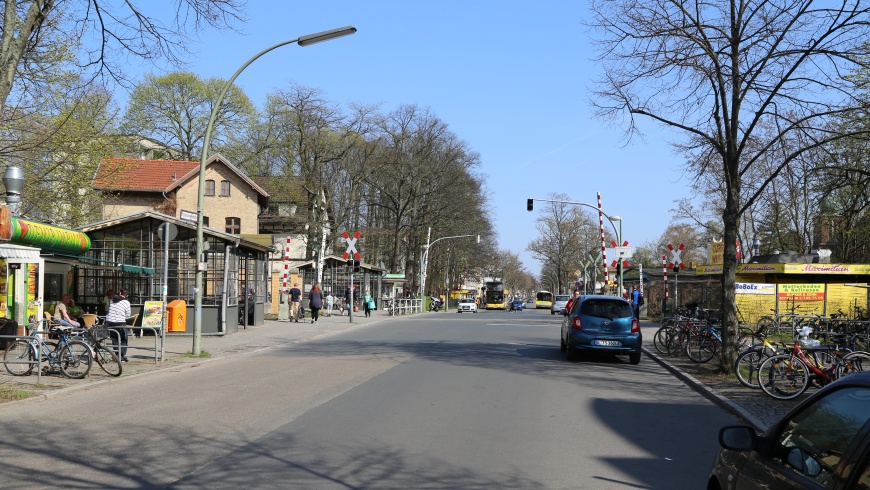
[133, 1, 692, 273]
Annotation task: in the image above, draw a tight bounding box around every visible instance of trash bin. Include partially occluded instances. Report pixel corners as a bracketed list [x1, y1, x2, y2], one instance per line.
[167, 299, 187, 332]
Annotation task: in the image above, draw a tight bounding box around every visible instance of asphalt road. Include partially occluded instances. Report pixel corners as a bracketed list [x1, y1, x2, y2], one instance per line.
[0, 308, 738, 489]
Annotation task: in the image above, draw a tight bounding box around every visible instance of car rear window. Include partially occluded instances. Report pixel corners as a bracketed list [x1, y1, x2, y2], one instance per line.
[580, 299, 632, 319]
[555, 296, 570, 301]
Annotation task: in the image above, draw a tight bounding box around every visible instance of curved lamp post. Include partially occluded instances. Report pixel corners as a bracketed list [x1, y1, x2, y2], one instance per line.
[527, 198, 623, 296]
[192, 26, 357, 355]
[420, 227, 480, 310]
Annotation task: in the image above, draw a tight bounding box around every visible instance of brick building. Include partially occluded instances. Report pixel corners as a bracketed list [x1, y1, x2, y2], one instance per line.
[94, 154, 268, 235]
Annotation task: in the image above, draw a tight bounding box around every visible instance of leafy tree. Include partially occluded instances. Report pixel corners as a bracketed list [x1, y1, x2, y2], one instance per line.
[4, 81, 119, 227]
[590, 0, 870, 371]
[121, 71, 255, 160]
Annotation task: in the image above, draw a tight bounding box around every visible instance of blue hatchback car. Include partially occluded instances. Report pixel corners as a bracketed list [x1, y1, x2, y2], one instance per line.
[509, 298, 523, 311]
[560, 295, 641, 364]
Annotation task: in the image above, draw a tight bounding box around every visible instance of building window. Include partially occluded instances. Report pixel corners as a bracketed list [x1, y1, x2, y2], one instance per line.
[226, 217, 240, 234]
[205, 180, 215, 196]
[220, 180, 231, 196]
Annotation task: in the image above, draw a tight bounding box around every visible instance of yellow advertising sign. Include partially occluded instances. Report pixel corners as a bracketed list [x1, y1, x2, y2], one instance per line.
[142, 301, 164, 329]
[707, 241, 741, 265]
[782, 264, 870, 274]
[698, 263, 870, 275]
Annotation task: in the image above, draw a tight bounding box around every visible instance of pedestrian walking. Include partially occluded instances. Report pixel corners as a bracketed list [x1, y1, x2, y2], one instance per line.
[325, 292, 334, 317]
[106, 288, 132, 362]
[631, 285, 640, 320]
[289, 283, 302, 323]
[363, 289, 373, 317]
[308, 283, 324, 324]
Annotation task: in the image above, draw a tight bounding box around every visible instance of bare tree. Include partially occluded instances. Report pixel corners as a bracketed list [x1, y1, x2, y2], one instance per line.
[0, 1, 244, 123]
[590, 0, 870, 370]
[526, 193, 603, 294]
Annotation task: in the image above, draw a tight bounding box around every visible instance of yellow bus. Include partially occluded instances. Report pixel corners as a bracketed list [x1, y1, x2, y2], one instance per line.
[535, 291, 554, 309]
[484, 281, 508, 309]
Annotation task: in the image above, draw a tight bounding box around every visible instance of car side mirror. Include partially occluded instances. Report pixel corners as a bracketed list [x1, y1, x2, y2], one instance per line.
[718, 425, 757, 451]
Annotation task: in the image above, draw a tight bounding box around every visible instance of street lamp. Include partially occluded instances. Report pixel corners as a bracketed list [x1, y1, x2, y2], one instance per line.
[2, 166, 24, 216]
[527, 197, 623, 296]
[192, 26, 357, 355]
[752, 237, 762, 259]
[420, 227, 480, 309]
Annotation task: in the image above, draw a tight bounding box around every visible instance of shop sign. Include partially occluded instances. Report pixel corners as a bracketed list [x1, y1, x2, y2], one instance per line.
[778, 283, 825, 301]
[9, 217, 90, 255]
[736, 283, 775, 295]
[782, 263, 869, 274]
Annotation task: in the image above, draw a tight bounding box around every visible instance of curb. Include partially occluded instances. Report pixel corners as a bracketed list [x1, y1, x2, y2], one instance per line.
[642, 346, 768, 431]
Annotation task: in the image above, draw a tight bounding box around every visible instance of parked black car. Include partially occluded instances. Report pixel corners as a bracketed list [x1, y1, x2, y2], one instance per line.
[709, 372, 870, 489]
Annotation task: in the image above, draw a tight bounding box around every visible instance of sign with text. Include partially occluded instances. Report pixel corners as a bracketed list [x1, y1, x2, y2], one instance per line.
[708, 240, 741, 264]
[736, 283, 775, 295]
[778, 283, 825, 302]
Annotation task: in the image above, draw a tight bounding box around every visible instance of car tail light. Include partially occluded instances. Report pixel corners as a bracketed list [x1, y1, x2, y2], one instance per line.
[631, 319, 639, 333]
[573, 317, 582, 330]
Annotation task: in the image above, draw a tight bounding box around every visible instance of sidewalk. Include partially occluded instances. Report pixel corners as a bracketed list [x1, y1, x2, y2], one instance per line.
[0, 309, 387, 401]
[640, 322, 801, 431]
[2, 315, 796, 431]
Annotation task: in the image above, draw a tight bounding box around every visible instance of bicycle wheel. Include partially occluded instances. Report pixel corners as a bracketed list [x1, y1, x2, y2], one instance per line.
[4, 340, 35, 376]
[756, 316, 775, 336]
[686, 333, 717, 363]
[734, 347, 769, 388]
[58, 340, 92, 379]
[665, 328, 687, 357]
[758, 355, 809, 400]
[837, 350, 870, 378]
[653, 326, 674, 355]
[93, 344, 122, 377]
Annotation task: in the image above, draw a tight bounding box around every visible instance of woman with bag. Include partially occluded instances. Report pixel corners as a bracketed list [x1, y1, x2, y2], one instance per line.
[308, 283, 324, 324]
[363, 289, 374, 318]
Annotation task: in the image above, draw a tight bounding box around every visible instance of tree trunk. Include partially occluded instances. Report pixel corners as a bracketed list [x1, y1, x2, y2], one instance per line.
[719, 156, 741, 372]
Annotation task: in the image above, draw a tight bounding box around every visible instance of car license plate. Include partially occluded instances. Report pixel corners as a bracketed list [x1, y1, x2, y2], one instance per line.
[593, 340, 621, 347]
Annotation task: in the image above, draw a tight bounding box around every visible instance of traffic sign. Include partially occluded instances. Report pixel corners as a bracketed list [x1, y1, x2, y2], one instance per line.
[668, 243, 685, 269]
[342, 231, 361, 260]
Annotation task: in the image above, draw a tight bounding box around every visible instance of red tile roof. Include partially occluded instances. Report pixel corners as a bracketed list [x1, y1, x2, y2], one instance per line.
[94, 158, 200, 191]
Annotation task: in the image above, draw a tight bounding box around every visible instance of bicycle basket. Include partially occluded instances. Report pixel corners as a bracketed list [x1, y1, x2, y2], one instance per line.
[86, 327, 110, 342]
[798, 338, 821, 349]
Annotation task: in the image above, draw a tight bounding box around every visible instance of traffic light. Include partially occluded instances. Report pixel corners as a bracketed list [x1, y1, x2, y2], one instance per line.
[527, 198, 534, 211]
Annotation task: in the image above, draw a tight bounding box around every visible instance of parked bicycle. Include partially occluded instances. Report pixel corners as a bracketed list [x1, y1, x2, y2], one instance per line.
[4, 322, 93, 378]
[734, 337, 789, 389]
[756, 337, 870, 400]
[76, 327, 122, 377]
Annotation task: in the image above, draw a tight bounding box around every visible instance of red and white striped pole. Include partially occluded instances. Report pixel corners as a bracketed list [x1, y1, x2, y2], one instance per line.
[662, 255, 669, 303]
[598, 192, 609, 294]
[282, 237, 291, 291]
